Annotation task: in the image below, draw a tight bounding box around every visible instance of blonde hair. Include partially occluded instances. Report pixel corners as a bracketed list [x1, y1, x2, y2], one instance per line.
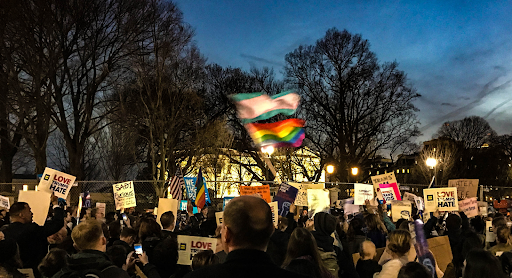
[387, 230, 411, 256]
[71, 219, 104, 250]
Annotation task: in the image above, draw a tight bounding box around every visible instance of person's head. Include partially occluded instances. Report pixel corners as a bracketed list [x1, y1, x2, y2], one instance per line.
[201, 206, 209, 217]
[446, 214, 462, 231]
[282, 227, 325, 273]
[9, 202, 33, 224]
[313, 212, 337, 236]
[360, 240, 377, 260]
[191, 249, 218, 271]
[398, 262, 432, 278]
[138, 217, 162, 242]
[152, 237, 180, 277]
[221, 196, 274, 252]
[106, 245, 127, 268]
[387, 230, 411, 258]
[90, 208, 105, 221]
[496, 225, 510, 244]
[396, 219, 409, 231]
[463, 249, 507, 278]
[108, 221, 122, 240]
[364, 213, 382, 232]
[71, 219, 107, 252]
[470, 216, 485, 234]
[38, 248, 68, 277]
[64, 210, 72, 223]
[492, 217, 507, 233]
[347, 217, 365, 239]
[105, 212, 118, 224]
[278, 216, 289, 232]
[160, 211, 175, 231]
[120, 227, 137, 246]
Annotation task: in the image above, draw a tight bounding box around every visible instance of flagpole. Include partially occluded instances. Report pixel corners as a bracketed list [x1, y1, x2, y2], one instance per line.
[259, 150, 282, 184]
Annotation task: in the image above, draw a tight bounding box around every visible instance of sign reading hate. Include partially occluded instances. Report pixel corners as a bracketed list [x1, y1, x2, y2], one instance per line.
[423, 187, 459, 212]
[38, 167, 76, 199]
[113, 181, 137, 210]
[448, 179, 479, 200]
[177, 235, 217, 265]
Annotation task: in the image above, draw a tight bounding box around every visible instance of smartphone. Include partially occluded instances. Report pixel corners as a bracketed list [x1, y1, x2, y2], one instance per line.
[122, 213, 127, 221]
[134, 244, 143, 255]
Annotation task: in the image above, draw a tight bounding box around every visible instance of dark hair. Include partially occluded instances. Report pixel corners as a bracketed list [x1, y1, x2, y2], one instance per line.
[160, 211, 175, 229]
[108, 221, 122, 239]
[191, 250, 218, 271]
[365, 214, 385, 233]
[152, 237, 179, 277]
[398, 262, 431, 278]
[463, 249, 507, 278]
[347, 218, 365, 240]
[120, 227, 138, 239]
[470, 216, 485, 234]
[107, 245, 127, 268]
[282, 227, 329, 277]
[139, 217, 162, 242]
[223, 196, 274, 249]
[496, 225, 510, 244]
[106, 212, 117, 224]
[446, 214, 462, 231]
[396, 219, 409, 231]
[493, 217, 507, 229]
[278, 216, 289, 231]
[38, 248, 68, 277]
[9, 202, 28, 216]
[387, 230, 411, 256]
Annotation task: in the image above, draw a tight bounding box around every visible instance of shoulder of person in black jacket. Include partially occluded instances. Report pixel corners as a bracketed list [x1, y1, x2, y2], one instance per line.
[53, 250, 130, 278]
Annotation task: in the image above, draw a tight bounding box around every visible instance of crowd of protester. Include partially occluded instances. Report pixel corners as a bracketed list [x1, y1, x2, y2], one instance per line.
[1, 194, 512, 278]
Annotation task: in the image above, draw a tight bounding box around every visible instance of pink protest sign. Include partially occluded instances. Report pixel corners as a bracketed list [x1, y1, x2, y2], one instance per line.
[379, 182, 402, 202]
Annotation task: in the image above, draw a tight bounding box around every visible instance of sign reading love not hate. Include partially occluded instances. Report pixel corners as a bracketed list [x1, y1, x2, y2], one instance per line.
[177, 235, 218, 265]
[448, 179, 479, 200]
[423, 187, 459, 212]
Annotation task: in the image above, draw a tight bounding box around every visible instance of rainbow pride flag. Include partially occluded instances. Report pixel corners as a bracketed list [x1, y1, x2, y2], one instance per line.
[245, 118, 305, 148]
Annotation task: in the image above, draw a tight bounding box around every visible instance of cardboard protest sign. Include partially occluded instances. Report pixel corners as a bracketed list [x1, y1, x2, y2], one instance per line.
[391, 201, 412, 222]
[0, 195, 10, 209]
[95, 203, 106, 218]
[307, 189, 330, 217]
[354, 183, 374, 205]
[486, 221, 496, 242]
[403, 192, 417, 203]
[177, 235, 217, 265]
[239, 185, 271, 203]
[269, 201, 278, 228]
[371, 172, 397, 201]
[423, 187, 459, 212]
[18, 190, 52, 226]
[215, 212, 223, 226]
[273, 183, 298, 216]
[379, 183, 401, 202]
[448, 179, 479, 200]
[156, 198, 178, 228]
[342, 198, 360, 215]
[112, 181, 136, 210]
[458, 197, 478, 218]
[38, 167, 76, 199]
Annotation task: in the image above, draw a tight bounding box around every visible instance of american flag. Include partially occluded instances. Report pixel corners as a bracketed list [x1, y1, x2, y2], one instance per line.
[167, 166, 184, 201]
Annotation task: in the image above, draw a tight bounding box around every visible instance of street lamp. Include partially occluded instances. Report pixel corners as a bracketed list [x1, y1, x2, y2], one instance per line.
[351, 167, 359, 176]
[261, 146, 274, 156]
[325, 164, 335, 183]
[326, 164, 335, 174]
[426, 158, 437, 187]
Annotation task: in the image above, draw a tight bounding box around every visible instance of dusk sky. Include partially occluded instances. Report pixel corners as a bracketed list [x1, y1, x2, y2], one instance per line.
[175, 0, 512, 142]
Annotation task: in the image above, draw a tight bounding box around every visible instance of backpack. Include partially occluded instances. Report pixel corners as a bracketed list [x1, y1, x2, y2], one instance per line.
[54, 265, 116, 278]
[318, 248, 339, 277]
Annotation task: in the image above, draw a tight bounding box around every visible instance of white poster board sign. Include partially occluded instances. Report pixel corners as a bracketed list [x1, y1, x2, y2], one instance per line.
[458, 197, 478, 218]
[38, 167, 76, 199]
[0, 195, 10, 209]
[391, 201, 412, 222]
[215, 211, 223, 226]
[486, 221, 496, 242]
[414, 196, 425, 211]
[290, 183, 324, 206]
[113, 181, 137, 210]
[307, 189, 330, 217]
[156, 198, 178, 228]
[177, 235, 217, 265]
[18, 190, 52, 226]
[269, 201, 278, 228]
[342, 198, 360, 216]
[354, 183, 374, 205]
[403, 192, 417, 203]
[95, 203, 106, 218]
[423, 187, 459, 212]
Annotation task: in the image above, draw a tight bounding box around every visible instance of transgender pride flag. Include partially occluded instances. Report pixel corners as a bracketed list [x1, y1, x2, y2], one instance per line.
[231, 90, 300, 123]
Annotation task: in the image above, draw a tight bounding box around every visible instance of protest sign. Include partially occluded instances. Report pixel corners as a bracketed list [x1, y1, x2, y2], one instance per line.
[459, 197, 478, 218]
[184, 177, 211, 205]
[269, 201, 278, 228]
[354, 183, 374, 205]
[290, 183, 324, 206]
[342, 198, 360, 215]
[379, 183, 401, 202]
[113, 181, 136, 210]
[403, 192, 417, 203]
[177, 235, 217, 265]
[423, 187, 459, 212]
[414, 196, 425, 211]
[179, 200, 198, 214]
[486, 221, 496, 242]
[0, 195, 9, 209]
[239, 185, 271, 203]
[371, 172, 397, 201]
[215, 212, 223, 226]
[156, 198, 178, 228]
[391, 201, 412, 222]
[18, 190, 52, 226]
[478, 201, 488, 217]
[223, 196, 234, 209]
[307, 189, 330, 217]
[448, 179, 479, 200]
[274, 183, 298, 216]
[38, 167, 76, 199]
[95, 203, 106, 218]
[18, 269, 35, 278]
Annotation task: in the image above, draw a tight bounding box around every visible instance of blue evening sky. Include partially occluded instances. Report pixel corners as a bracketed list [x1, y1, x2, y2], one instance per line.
[175, 0, 512, 142]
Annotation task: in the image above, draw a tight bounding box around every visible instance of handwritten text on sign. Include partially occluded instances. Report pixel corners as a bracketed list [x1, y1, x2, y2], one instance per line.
[354, 183, 374, 205]
[113, 181, 137, 210]
[459, 197, 478, 218]
[239, 185, 271, 203]
[448, 179, 478, 200]
[423, 187, 459, 212]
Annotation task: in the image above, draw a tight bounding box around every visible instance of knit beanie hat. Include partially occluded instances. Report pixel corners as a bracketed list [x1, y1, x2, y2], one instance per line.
[314, 212, 337, 235]
[0, 239, 17, 263]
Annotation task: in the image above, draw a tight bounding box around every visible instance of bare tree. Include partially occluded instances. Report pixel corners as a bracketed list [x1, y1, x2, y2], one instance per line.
[435, 116, 496, 149]
[412, 138, 462, 185]
[284, 28, 421, 182]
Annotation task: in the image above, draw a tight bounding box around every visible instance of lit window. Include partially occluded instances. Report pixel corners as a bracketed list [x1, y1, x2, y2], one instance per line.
[402, 169, 405, 173]
[377, 171, 379, 175]
[407, 169, 410, 173]
[396, 169, 399, 173]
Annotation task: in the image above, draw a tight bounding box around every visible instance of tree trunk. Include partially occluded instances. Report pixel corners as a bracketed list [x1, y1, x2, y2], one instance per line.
[66, 140, 85, 181]
[34, 146, 47, 174]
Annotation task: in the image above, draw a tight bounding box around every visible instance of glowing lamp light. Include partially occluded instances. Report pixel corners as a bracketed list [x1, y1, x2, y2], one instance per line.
[35, 185, 38, 191]
[351, 167, 359, 176]
[426, 158, 437, 168]
[23, 184, 28, 191]
[326, 165, 335, 174]
[261, 145, 275, 155]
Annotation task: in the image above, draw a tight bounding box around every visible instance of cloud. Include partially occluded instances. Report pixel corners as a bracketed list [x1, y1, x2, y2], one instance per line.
[484, 97, 512, 119]
[240, 53, 284, 67]
[441, 103, 456, 107]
